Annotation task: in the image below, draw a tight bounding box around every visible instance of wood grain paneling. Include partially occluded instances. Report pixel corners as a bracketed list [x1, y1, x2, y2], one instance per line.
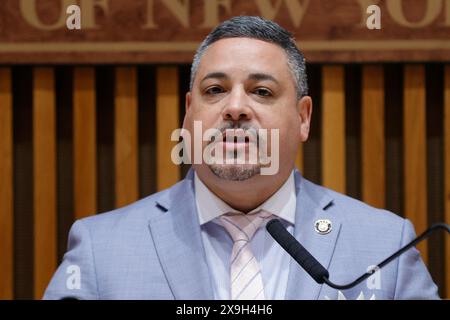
[403, 65, 428, 264]
[322, 66, 346, 193]
[74, 67, 97, 219]
[0, 68, 13, 299]
[115, 67, 138, 208]
[156, 67, 180, 191]
[362, 66, 385, 208]
[33, 68, 57, 299]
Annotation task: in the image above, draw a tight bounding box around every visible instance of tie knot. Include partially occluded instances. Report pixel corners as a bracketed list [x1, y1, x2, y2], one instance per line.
[219, 210, 272, 243]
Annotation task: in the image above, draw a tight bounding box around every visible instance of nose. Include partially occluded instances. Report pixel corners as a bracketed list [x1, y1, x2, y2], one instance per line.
[222, 87, 253, 122]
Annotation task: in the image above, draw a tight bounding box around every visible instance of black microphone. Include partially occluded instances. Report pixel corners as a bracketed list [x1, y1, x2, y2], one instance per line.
[265, 219, 329, 284]
[266, 219, 450, 290]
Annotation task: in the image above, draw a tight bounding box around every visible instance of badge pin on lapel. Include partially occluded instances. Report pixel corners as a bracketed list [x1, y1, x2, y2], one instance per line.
[315, 219, 332, 235]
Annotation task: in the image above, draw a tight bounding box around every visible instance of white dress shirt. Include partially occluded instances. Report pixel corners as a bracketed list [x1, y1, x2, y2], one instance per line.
[194, 171, 297, 300]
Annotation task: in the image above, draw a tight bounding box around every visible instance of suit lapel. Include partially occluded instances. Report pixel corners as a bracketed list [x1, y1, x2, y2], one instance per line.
[285, 171, 342, 300]
[148, 170, 214, 300]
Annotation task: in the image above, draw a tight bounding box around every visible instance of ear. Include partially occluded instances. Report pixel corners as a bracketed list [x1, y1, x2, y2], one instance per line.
[297, 96, 312, 142]
[182, 92, 192, 130]
[185, 91, 192, 114]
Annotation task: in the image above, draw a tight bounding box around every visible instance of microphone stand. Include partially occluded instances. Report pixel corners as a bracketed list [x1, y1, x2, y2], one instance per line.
[322, 223, 449, 290]
[267, 219, 450, 290]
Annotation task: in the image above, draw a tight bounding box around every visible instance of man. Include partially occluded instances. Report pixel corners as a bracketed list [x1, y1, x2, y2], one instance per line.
[44, 16, 438, 300]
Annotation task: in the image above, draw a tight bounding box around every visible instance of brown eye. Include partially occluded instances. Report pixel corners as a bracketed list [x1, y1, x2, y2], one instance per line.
[254, 88, 272, 97]
[205, 86, 225, 95]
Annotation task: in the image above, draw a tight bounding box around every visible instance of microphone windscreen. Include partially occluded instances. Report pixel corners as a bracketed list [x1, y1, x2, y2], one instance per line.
[266, 219, 330, 284]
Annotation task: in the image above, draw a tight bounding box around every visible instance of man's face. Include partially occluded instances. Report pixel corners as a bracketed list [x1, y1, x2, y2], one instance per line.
[184, 37, 311, 181]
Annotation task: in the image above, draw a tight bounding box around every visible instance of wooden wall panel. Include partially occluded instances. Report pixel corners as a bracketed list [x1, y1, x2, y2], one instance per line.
[322, 66, 346, 193]
[362, 66, 385, 208]
[115, 67, 138, 208]
[33, 68, 57, 298]
[156, 67, 180, 191]
[73, 67, 97, 219]
[0, 68, 13, 299]
[403, 65, 428, 264]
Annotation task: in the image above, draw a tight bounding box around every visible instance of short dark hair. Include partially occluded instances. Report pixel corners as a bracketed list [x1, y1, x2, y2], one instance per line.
[190, 16, 308, 99]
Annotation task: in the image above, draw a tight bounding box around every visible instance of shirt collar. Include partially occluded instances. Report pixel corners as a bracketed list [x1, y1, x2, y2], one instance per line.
[194, 171, 296, 226]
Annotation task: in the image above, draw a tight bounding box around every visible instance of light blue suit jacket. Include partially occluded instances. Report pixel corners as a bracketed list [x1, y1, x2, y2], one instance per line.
[44, 169, 439, 299]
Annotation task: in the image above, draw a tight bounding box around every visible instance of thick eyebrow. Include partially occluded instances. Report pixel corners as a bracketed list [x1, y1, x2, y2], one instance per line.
[200, 72, 228, 84]
[248, 73, 279, 85]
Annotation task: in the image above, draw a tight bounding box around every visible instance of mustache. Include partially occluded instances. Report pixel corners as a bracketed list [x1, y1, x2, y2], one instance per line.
[210, 122, 264, 145]
[216, 121, 258, 132]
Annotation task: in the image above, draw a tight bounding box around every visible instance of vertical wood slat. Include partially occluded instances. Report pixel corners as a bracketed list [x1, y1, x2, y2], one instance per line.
[0, 68, 13, 299]
[115, 67, 138, 208]
[33, 68, 57, 299]
[321, 66, 346, 193]
[403, 65, 428, 264]
[362, 66, 385, 208]
[74, 68, 97, 219]
[444, 65, 450, 298]
[156, 67, 180, 191]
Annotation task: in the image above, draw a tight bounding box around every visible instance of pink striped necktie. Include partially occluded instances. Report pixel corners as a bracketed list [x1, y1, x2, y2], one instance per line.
[219, 210, 273, 300]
